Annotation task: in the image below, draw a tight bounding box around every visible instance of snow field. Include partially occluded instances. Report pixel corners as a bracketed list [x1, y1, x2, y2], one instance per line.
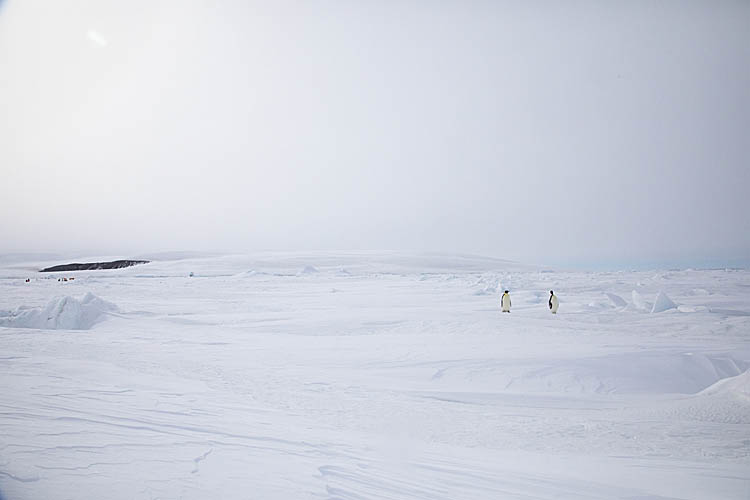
[0, 254, 749, 499]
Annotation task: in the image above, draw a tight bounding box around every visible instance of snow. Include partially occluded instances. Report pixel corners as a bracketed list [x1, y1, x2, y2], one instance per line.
[631, 289, 650, 311]
[0, 292, 117, 330]
[298, 265, 319, 275]
[605, 292, 627, 307]
[0, 253, 749, 499]
[652, 290, 678, 313]
[700, 369, 750, 399]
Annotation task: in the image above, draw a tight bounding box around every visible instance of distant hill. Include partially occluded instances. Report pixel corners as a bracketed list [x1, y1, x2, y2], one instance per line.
[39, 260, 149, 273]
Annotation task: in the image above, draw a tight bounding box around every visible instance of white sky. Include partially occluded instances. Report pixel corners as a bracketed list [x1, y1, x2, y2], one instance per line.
[1, 0, 748, 268]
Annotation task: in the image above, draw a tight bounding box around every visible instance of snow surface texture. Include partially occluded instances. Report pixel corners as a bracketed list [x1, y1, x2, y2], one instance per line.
[0, 252, 749, 499]
[0, 292, 117, 330]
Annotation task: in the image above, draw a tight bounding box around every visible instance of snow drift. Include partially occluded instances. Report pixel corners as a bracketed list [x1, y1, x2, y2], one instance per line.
[0, 292, 117, 330]
[454, 353, 749, 395]
[298, 265, 319, 275]
[666, 370, 750, 425]
[700, 369, 750, 399]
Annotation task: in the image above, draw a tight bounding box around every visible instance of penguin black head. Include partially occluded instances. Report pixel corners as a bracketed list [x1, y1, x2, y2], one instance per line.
[504, 290, 509, 294]
[550, 290, 554, 295]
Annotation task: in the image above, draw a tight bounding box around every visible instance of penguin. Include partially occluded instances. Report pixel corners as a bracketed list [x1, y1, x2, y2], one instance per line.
[549, 290, 559, 314]
[501, 290, 511, 313]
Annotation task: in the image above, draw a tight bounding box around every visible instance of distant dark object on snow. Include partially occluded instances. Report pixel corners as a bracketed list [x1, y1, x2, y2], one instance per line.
[40, 260, 149, 273]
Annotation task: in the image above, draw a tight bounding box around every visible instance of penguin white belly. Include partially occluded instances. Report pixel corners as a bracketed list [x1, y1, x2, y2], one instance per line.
[550, 295, 559, 313]
[501, 295, 511, 312]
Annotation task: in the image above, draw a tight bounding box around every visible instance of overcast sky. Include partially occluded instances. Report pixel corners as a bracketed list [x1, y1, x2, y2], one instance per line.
[1, 0, 748, 269]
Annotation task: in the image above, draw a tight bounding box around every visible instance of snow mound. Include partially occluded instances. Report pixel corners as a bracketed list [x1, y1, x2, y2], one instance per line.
[298, 265, 319, 275]
[0, 292, 117, 330]
[699, 370, 750, 399]
[651, 291, 677, 313]
[662, 370, 750, 424]
[497, 353, 748, 395]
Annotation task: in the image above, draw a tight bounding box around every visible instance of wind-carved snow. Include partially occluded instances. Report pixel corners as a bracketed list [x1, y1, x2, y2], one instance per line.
[700, 369, 750, 398]
[0, 292, 117, 330]
[650, 370, 750, 427]
[499, 352, 748, 395]
[0, 253, 749, 500]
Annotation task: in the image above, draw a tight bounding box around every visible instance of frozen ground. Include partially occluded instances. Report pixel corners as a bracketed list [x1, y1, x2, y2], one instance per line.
[0, 252, 749, 500]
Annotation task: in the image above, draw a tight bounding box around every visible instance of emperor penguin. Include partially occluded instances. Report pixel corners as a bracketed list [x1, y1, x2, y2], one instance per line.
[549, 290, 559, 314]
[501, 290, 511, 313]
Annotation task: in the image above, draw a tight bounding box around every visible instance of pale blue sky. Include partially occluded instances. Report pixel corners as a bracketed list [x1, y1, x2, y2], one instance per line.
[1, 0, 748, 269]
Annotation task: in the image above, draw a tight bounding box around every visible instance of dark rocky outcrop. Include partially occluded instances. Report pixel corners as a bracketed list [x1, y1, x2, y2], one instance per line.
[40, 260, 149, 273]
